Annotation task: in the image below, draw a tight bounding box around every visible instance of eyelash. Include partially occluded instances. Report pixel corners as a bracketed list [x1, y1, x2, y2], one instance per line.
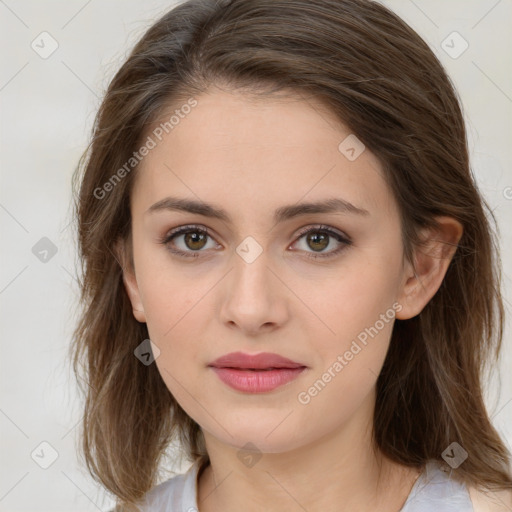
[159, 224, 352, 260]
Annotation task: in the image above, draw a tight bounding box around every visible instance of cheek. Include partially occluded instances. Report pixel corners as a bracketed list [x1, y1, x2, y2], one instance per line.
[290, 256, 400, 409]
[293, 313, 394, 440]
[135, 249, 211, 336]
[295, 254, 400, 352]
[135, 271, 212, 396]
[143, 285, 208, 363]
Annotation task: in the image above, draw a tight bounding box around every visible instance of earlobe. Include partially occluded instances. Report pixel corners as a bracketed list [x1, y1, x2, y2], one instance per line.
[395, 216, 463, 320]
[114, 238, 147, 323]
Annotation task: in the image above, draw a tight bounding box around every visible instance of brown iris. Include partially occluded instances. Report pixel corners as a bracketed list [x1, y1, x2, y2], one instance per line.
[306, 231, 329, 252]
[184, 231, 208, 250]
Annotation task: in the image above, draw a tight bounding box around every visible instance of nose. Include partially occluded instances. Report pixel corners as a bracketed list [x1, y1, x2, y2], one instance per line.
[219, 247, 290, 337]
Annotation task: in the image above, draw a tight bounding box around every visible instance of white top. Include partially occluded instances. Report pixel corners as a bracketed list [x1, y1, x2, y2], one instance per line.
[119, 459, 474, 511]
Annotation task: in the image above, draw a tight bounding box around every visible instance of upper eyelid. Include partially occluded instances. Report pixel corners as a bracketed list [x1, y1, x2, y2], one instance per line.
[294, 224, 350, 240]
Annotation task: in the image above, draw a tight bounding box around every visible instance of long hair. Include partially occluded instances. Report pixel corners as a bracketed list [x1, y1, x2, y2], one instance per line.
[70, 0, 512, 507]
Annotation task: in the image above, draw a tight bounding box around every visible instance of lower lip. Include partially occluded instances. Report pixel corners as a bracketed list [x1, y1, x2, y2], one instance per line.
[210, 367, 306, 393]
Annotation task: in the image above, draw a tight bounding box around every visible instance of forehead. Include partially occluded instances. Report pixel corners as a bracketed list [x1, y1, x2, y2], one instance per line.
[131, 88, 395, 223]
[151, 87, 353, 157]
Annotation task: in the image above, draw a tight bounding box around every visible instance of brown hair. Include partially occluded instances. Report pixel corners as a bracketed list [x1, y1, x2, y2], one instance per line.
[70, 0, 512, 508]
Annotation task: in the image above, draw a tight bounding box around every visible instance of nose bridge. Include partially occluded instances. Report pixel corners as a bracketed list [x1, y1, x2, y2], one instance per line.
[230, 241, 274, 305]
[219, 240, 287, 332]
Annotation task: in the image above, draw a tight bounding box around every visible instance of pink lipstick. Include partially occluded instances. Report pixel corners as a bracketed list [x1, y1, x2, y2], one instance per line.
[208, 351, 307, 393]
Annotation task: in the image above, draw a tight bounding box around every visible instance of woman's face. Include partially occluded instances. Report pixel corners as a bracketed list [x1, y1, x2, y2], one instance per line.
[122, 87, 413, 453]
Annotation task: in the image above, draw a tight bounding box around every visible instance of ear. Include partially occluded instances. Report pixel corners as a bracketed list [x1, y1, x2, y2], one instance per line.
[396, 216, 463, 320]
[114, 238, 147, 323]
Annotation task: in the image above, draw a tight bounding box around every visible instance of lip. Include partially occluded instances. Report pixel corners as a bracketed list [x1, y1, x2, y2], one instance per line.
[208, 351, 307, 393]
[209, 351, 305, 370]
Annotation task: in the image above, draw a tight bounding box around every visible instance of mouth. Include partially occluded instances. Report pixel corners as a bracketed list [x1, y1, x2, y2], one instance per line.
[208, 351, 307, 393]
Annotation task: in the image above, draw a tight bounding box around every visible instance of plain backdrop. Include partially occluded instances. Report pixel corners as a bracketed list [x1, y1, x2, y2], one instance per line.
[1, 1, 511, 510]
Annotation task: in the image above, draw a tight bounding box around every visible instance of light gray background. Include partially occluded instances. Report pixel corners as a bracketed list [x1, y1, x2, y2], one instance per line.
[1, 1, 511, 510]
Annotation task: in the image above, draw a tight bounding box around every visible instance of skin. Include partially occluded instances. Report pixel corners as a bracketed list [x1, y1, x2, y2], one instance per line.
[119, 85, 467, 511]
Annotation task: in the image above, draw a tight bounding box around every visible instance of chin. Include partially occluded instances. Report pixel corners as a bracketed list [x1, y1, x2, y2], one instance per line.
[210, 422, 307, 455]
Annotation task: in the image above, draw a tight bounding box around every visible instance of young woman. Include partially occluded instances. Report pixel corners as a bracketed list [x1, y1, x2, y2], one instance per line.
[70, 0, 512, 510]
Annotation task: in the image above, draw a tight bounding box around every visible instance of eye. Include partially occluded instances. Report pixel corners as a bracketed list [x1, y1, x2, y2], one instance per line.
[159, 224, 219, 258]
[291, 224, 352, 260]
[159, 223, 352, 260]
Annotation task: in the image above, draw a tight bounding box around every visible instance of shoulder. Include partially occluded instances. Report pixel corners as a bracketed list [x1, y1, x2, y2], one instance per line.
[142, 467, 196, 511]
[108, 463, 199, 512]
[468, 485, 512, 512]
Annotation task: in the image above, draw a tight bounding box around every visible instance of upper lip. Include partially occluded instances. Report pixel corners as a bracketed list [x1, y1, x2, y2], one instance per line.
[208, 351, 306, 370]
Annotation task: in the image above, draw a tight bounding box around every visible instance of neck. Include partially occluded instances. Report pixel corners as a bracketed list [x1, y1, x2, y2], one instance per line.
[196, 389, 422, 512]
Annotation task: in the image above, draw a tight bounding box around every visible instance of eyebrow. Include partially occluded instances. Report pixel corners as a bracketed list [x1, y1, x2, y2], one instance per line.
[146, 196, 370, 224]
